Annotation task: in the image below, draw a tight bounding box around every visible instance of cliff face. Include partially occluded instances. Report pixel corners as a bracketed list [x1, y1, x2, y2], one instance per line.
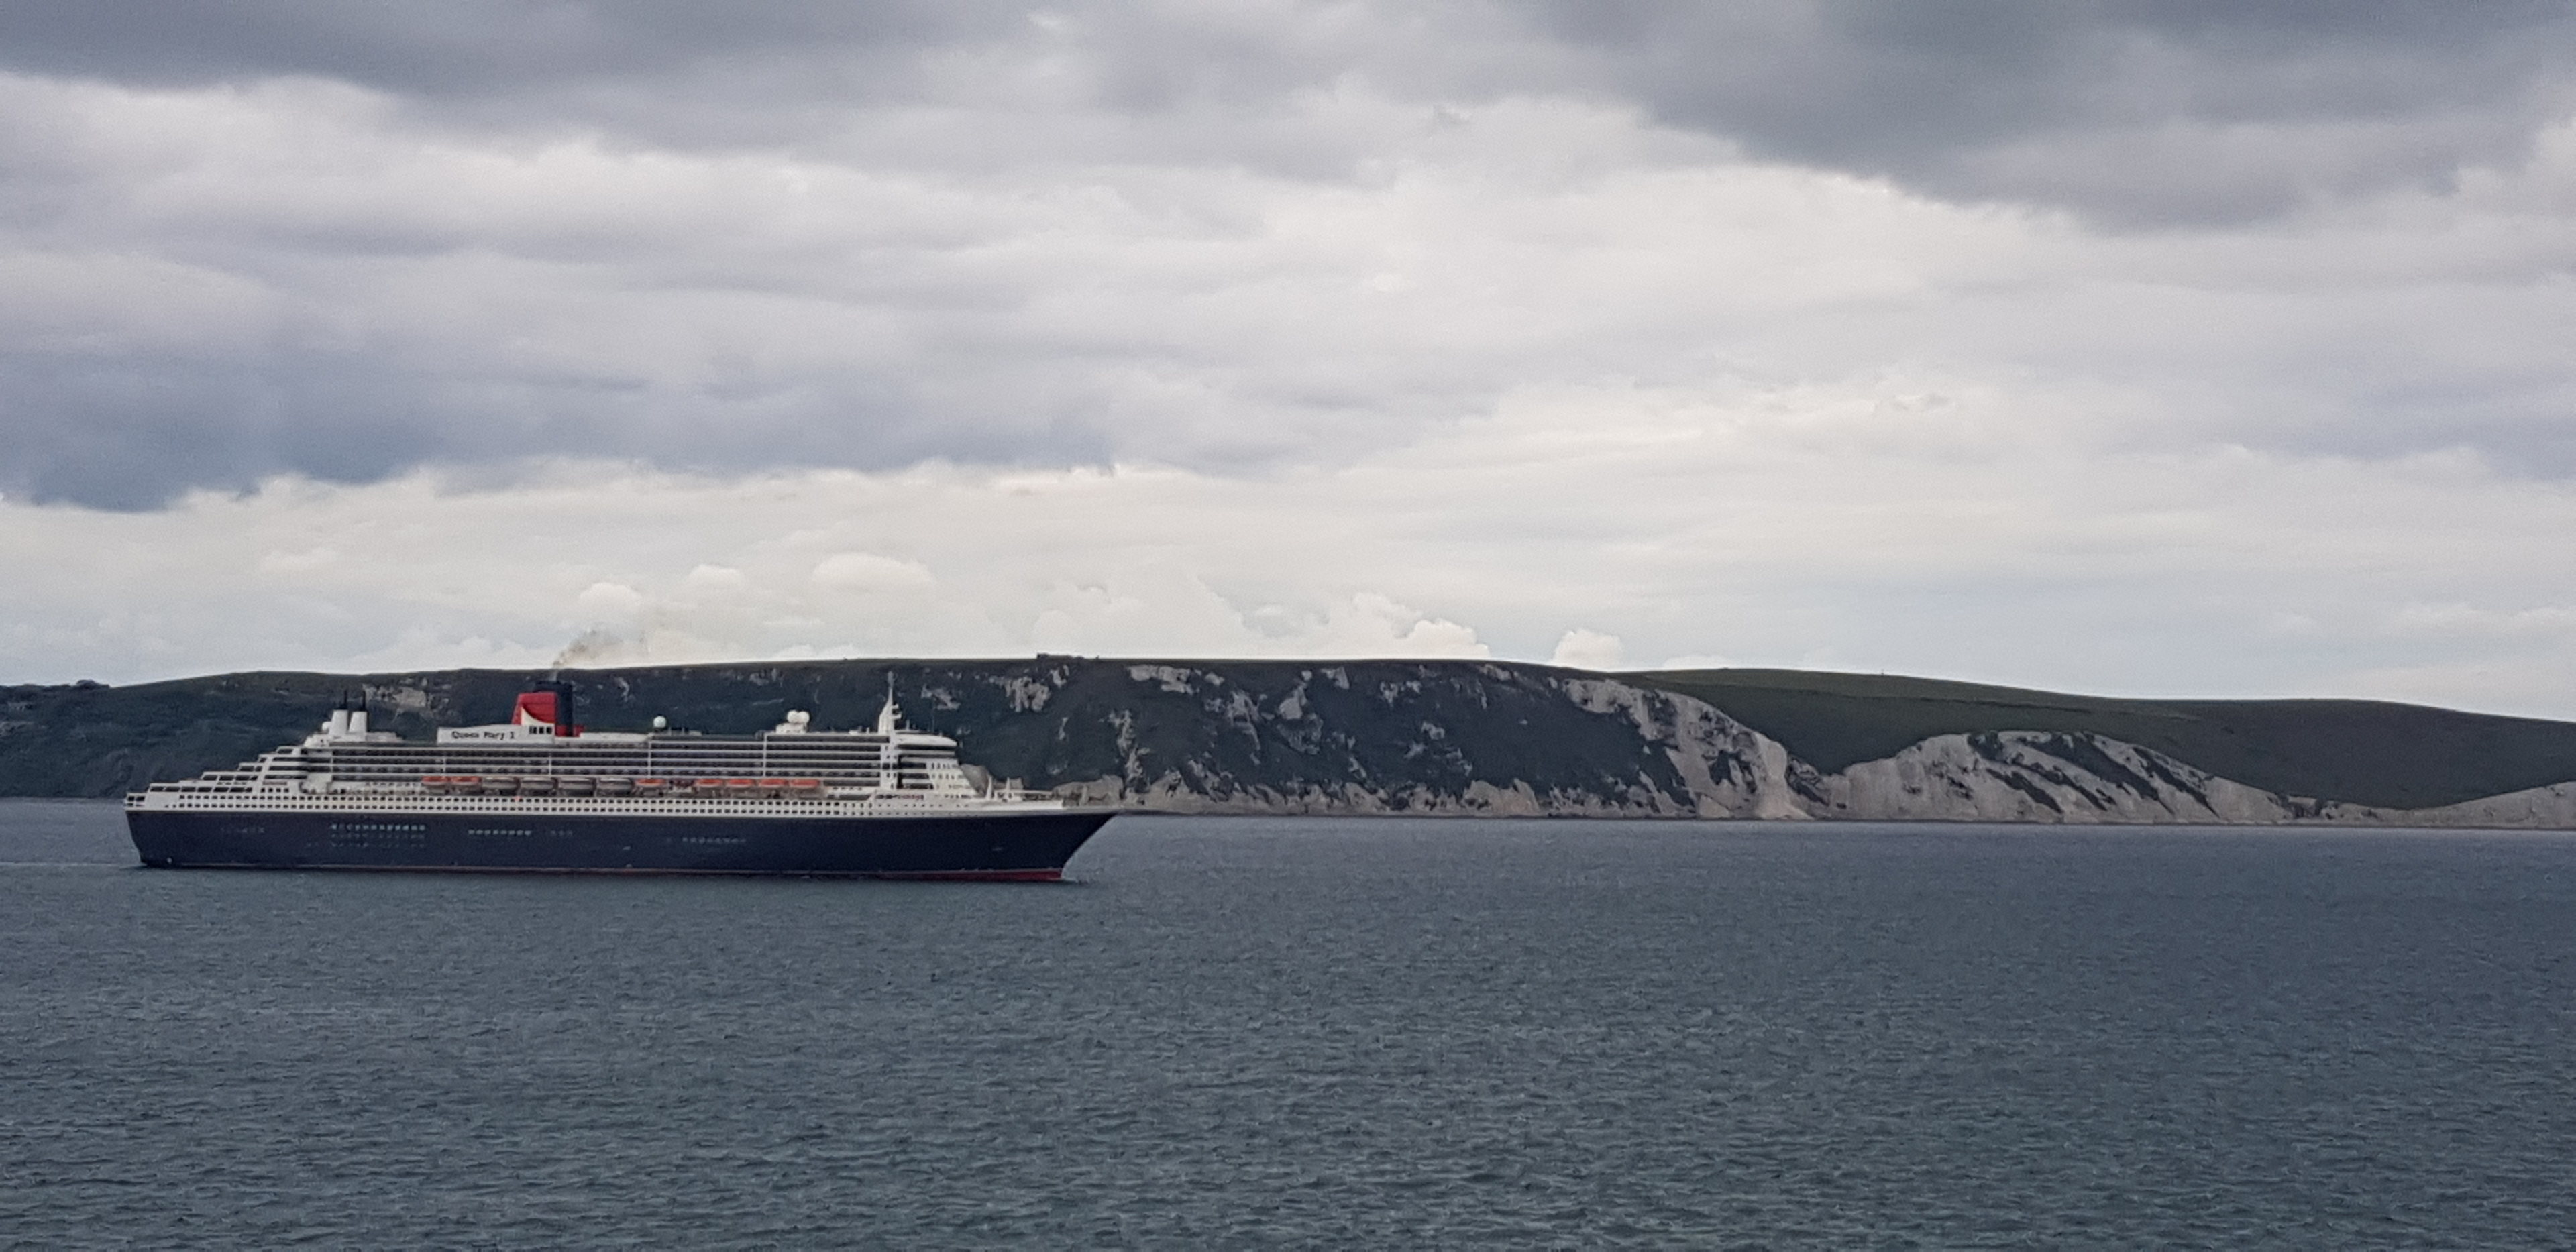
[6, 658, 2574, 828]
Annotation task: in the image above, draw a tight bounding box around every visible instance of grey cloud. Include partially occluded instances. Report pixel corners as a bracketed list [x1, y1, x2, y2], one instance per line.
[3, 1, 2574, 508]
[0, 2, 1405, 156]
[0, 2, 994, 97]
[1518, 0, 2576, 223]
[1, 341, 1126, 509]
[14, 2, 2563, 216]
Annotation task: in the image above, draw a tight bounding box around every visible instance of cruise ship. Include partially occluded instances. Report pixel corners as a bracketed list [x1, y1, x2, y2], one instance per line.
[125, 683, 1114, 879]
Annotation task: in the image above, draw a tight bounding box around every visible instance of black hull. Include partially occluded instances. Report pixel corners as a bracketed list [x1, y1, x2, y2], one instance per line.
[127, 807, 1116, 880]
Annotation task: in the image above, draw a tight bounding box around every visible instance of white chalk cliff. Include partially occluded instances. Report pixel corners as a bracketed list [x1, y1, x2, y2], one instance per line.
[1057, 669, 2572, 828]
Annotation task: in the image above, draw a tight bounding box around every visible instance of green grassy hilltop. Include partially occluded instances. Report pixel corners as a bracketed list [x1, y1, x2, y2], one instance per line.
[1636, 669, 2576, 810]
[5, 659, 2573, 813]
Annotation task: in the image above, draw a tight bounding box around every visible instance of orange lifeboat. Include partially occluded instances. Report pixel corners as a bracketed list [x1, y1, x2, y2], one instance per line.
[786, 778, 822, 799]
[450, 775, 483, 793]
[694, 779, 727, 797]
[757, 777, 788, 797]
[631, 778, 667, 795]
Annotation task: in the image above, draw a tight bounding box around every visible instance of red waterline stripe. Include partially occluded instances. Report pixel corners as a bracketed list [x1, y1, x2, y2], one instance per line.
[141, 862, 1068, 882]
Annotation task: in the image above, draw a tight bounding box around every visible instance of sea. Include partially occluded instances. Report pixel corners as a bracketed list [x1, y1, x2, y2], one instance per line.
[4, 801, 2573, 1249]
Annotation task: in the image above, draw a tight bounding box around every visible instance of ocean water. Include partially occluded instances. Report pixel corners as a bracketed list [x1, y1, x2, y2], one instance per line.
[4, 802, 2573, 1248]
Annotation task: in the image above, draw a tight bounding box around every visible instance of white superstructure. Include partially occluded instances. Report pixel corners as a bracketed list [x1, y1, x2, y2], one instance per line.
[127, 691, 1067, 821]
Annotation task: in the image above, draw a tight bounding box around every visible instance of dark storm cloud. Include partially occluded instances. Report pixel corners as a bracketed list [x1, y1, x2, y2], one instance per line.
[1519, 0, 2576, 223]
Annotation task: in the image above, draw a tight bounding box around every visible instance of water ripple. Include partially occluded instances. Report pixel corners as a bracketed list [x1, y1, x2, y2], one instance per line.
[4, 802, 2574, 1247]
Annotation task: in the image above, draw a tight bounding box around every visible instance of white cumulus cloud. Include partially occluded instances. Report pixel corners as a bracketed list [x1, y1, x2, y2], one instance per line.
[1550, 629, 1624, 671]
[810, 552, 935, 593]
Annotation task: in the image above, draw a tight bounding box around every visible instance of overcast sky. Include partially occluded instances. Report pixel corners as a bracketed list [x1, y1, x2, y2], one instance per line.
[5, 1, 2576, 714]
